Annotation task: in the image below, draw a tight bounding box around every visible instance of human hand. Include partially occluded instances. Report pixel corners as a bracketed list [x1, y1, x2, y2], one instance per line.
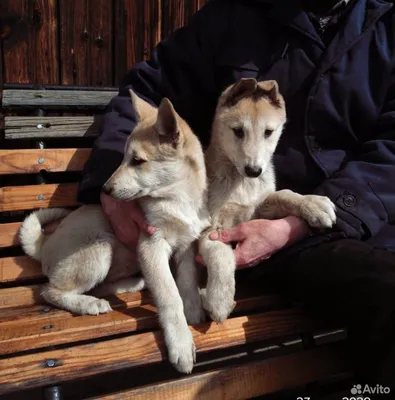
[101, 192, 156, 248]
[198, 216, 310, 269]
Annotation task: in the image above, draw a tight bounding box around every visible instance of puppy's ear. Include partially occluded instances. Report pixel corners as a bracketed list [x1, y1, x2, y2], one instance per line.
[257, 80, 281, 107]
[129, 89, 156, 121]
[155, 98, 180, 148]
[222, 78, 258, 107]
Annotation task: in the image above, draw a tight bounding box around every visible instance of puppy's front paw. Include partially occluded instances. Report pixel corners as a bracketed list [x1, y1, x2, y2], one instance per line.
[300, 195, 337, 229]
[202, 283, 235, 323]
[167, 328, 196, 374]
[83, 298, 113, 315]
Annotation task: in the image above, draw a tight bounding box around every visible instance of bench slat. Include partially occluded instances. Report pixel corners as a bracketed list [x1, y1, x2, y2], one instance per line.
[0, 184, 79, 212]
[2, 90, 117, 108]
[0, 222, 21, 247]
[0, 291, 281, 355]
[90, 344, 349, 400]
[0, 149, 91, 174]
[0, 286, 279, 323]
[5, 117, 102, 139]
[0, 311, 318, 394]
[0, 256, 42, 283]
[0, 286, 41, 310]
[0, 285, 150, 310]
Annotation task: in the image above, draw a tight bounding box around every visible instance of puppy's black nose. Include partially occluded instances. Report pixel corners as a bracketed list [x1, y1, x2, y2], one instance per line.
[244, 165, 262, 178]
[102, 185, 113, 195]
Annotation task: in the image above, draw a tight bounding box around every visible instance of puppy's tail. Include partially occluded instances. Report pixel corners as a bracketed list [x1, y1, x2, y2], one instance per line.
[19, 208, 71, 261]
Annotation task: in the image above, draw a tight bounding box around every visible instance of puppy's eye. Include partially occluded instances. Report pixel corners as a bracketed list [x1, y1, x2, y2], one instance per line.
[264, 129, 273, 137]
[232, 127, 244, 139]
[130, 157, 146, 166]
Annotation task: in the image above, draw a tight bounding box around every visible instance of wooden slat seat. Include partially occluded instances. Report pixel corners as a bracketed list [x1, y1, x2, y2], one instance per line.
[0, 183, 80, 212]
[0, 311, 344, 395]
[0, 289, 286, 356]
[0, 256, 42, 283]
[88, 343, 350, 400]
[0, 149, 91, 174]
[0, 87, 351, 399]
[0, 222, 21, 247]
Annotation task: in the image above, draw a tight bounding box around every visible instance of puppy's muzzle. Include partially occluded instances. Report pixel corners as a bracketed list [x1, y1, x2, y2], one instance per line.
[102, 184, 113, 196]
[244, 165, 262, 178]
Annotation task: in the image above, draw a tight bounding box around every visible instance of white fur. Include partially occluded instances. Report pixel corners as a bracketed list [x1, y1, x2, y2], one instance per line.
[19, 208, 71, 261]
[19, 93, 211, 374]
[199, 79, 337, 323]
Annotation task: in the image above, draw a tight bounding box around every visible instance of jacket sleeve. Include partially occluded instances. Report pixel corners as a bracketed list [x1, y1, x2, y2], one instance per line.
[313, 75, 395, 240]
[77, 0, 230, 204]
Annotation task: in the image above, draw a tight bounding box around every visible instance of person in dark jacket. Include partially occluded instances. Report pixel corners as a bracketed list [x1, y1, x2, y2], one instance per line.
[76, 0, 395, 388]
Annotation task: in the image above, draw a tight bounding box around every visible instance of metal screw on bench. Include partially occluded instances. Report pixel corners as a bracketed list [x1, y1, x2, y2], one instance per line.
[35, 108, 47, 185]
[42, 324, 52, 330]
[38, 194, 44, 200]
[45, 359, 56, 368]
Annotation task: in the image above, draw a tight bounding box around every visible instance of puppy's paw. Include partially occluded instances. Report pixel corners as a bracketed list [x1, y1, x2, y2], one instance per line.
[83, 298, 113, 316]
[299, 195, 337, 229]
[202, 284, 235, 323]
[167, 328, 196, 374]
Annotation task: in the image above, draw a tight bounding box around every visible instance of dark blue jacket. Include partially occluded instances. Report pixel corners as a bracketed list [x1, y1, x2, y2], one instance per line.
[78, 0, 395, 251]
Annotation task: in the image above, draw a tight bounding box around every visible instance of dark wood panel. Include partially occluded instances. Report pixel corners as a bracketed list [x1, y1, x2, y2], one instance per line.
[59, 0, 90, 85]
[162, 0, 207, 39]
[59, 0, 113, 86]
[162, 0, 185, 39]
[0, 0, 206, 87]
[88, 0, 113, 86]
[2, 0, 58, 84]
[114, 0, 161, 86]
[33, 0, 59, 84]
[2, 0, 31, 83]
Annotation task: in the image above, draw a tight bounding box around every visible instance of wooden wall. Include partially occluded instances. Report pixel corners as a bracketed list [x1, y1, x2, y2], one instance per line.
[0, 0, 207, 87]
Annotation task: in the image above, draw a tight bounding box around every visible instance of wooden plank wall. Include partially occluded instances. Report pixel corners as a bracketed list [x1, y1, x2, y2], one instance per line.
[0, 0, 208, 87]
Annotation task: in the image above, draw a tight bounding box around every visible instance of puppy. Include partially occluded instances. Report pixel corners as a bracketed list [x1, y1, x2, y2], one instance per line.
[19, 90, 211, 373]
[199, 78, 336, 322]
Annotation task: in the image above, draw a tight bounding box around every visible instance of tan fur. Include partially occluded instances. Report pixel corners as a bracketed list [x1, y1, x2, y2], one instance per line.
[199, 78, 336, 323]
[19, 91, 211, 374]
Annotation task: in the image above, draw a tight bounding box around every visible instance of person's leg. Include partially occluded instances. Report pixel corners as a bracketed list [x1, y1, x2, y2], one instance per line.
[245, 239, 395, 388]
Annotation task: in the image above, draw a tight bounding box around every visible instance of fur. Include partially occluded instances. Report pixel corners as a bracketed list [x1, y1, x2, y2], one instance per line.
[199, 78, 336, 322]
[19, 91, 211, 374]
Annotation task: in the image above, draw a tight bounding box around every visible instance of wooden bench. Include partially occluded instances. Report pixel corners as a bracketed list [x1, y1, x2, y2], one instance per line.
[0, 85, 352, 400]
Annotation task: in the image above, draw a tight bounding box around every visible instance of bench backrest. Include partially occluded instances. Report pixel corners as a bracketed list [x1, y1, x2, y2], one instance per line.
[1, 87, 117, 285]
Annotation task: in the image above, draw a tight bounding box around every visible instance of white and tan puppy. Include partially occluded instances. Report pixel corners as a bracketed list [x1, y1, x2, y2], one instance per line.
[19, 90, 210, 374]
[199, 78, 336, 323]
